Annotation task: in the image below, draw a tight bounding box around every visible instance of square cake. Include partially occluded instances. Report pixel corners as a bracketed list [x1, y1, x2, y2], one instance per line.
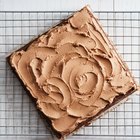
[8, 6, 138, 139]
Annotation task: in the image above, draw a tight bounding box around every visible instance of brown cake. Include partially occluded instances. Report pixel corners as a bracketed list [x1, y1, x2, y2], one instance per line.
[7, 6, 138, 139]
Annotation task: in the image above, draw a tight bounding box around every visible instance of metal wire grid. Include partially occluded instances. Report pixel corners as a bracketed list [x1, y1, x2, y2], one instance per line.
[0, 11, 140, 140]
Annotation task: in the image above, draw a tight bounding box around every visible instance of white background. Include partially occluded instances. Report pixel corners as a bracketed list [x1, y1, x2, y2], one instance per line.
[0, 0, 140, 11]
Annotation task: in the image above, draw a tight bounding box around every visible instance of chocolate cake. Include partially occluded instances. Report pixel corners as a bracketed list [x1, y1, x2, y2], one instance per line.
[7, 6, 138, 139]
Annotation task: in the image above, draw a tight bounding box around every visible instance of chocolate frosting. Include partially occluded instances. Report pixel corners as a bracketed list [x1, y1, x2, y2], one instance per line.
[10, 7, 136, 135]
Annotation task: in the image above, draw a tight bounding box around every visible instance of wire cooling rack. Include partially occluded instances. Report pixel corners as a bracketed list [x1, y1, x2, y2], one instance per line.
[0, 11, 140, 140]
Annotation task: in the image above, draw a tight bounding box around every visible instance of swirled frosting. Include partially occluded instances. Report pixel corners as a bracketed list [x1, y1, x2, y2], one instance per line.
[10, 6, 137, 136]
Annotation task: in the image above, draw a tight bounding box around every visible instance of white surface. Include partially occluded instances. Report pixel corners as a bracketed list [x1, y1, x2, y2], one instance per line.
[0, 0, 112, 11]
[0, 0, 140, 11]
[115, 0, 140, 11]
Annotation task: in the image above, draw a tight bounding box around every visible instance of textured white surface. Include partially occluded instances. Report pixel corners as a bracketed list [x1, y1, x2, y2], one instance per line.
[0, 0, 112, 11]
[0, 0, 140, 11]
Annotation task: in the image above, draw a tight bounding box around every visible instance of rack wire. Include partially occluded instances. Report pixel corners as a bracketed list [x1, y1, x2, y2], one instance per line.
[0, 11, 140, 140]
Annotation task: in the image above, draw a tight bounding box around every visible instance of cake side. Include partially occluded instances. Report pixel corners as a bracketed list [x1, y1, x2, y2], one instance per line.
[8, 6, 138, 139]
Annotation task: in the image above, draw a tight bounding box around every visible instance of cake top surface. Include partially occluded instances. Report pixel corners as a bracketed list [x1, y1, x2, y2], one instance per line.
[10, 6, 136, 136]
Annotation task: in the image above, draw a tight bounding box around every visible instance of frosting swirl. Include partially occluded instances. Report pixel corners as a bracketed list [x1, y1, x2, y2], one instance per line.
[10, 7, 135, 134]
